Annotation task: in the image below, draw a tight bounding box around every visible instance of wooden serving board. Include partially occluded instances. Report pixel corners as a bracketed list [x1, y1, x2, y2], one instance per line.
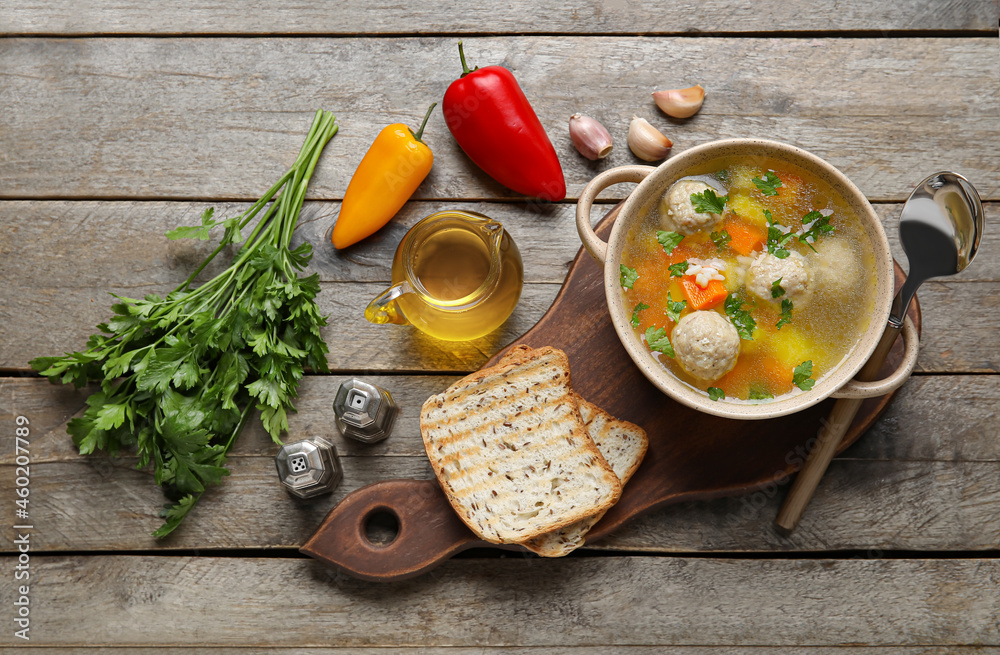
[302, 204, 921, 581]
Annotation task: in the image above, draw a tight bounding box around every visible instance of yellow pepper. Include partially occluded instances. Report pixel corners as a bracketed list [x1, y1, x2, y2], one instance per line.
[331, 103, 436, 249]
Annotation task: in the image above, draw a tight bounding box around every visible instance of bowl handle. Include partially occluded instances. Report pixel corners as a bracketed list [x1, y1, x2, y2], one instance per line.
[576, 165, 656, 267]
[830, 316, 919, 399]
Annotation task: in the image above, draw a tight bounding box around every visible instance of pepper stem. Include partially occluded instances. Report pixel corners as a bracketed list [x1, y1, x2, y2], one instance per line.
[458, 41, 477, 77]
[410, 102, 437, 143]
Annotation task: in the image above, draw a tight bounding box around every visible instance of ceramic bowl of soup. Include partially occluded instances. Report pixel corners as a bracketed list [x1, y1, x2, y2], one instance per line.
[576, 138, 919, 419]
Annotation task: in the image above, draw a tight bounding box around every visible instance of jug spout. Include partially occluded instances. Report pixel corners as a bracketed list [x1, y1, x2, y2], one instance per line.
[480, 219, 505, 261]
[364, 282, 412, 326]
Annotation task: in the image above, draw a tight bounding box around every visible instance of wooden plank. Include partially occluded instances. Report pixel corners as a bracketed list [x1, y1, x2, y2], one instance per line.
[3, 456, 996, 552]
[5, 650, 998, 655]
[1, 200, 997, 373]
[1, 37, 997, 202]
[0, 555, 996, 647]
[1, 274, 995, 374]
[2, 375, 998, 552]
[6, 374, 999, 464]
[3, 0, 997, 35]
[3, 200, 998, 285]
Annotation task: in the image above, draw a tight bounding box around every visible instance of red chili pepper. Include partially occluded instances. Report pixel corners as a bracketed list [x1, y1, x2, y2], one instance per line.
[442, 42, 566, 202]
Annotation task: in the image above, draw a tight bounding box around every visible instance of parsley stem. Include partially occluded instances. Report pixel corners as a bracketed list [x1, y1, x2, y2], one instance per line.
[178, 242, 228, 292]
[178, 171, 294, 292]
[275, 113, 338, 251]
[177, 110, 336, 294]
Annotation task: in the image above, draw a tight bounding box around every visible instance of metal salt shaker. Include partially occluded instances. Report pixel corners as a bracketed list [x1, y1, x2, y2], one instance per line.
[332, 379, 398, 444]
[274, 437, 343, 499]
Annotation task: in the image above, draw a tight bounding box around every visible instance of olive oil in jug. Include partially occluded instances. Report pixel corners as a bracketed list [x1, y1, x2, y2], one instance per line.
[365, 211, 523, 341]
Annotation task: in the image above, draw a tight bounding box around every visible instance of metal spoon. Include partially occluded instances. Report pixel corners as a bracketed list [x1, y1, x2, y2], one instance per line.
[775, 171, 984, 533]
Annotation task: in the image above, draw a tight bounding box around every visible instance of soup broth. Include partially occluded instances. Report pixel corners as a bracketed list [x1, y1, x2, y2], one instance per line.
[619, 155, 878, 402]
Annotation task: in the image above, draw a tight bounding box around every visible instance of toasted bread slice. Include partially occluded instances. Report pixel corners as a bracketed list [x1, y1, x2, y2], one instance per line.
[498, 347, 648, 556]
[420, 346, 622, 544]
[500, 348, 646, 488]
[523, 396, 647, 556]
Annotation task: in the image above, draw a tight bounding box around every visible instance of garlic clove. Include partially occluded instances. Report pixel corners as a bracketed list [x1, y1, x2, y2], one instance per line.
[652, 84, 705, 119]
[627, 115, 673, 162]
[568, 113, 613, 160]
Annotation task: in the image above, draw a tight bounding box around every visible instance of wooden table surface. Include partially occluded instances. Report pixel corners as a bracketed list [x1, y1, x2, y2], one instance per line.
[2, 1, 999, 650]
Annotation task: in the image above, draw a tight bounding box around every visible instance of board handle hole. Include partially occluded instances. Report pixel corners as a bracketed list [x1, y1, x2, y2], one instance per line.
[362, 507, 400, 547]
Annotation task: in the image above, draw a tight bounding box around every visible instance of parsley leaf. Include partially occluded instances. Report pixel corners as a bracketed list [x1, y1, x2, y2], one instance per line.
[620, 264, 639, 289]
[165, 207, 217, 241]
[152, 494, 199, 538]
[776, 298, 793, 329]
[793, 360, 815, 391]
[801, 210, 824, 225]
[724, 293, 757, 340]
[630, 302, 649, 328]
[656, 231, 685, 255]
[798, 211, 835, 252]
[690, 189, 728, 215]
[771, 277, 786, 298]
[707, 387, 725, 401]
[753, 171, 783, 196]
[715, 169, 730, 183]
[29, 110, 339, 537]
[665, 293, 687, 323]
[669, 261, 689, 277]
[711, 229, 732, 250]
[765, 209, 794, 259]
[748, 388, 774, 400]
[645, 326, 675, 358]
[221, 216, 243, 246]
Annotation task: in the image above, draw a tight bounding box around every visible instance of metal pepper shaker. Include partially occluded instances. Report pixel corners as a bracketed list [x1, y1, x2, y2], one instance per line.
[274, 437, 343, 499]
[332, 379, 398, 444]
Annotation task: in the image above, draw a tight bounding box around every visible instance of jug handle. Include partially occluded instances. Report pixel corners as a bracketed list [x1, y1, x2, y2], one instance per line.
[576, 165, 656, 267]
[364, 282, 413, 326]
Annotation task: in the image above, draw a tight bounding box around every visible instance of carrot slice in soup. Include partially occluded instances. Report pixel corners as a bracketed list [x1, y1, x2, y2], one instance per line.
[723, 217, 766, 256]
[680, 276, 728, 310]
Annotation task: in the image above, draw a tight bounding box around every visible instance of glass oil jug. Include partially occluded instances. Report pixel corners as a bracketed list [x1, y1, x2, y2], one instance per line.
[365, 210, 523, 341]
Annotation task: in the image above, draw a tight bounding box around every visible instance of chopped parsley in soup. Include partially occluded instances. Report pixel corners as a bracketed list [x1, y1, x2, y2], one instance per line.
[619, 157, 877, 402]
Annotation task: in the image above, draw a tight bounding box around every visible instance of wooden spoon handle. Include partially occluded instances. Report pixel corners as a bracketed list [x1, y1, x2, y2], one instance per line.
[774, 322, 904, 533]
[300, 479, 485, 582]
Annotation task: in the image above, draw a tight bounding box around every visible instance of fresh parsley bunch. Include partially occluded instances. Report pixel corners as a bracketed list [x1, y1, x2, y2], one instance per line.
[31, 110, 339, 537]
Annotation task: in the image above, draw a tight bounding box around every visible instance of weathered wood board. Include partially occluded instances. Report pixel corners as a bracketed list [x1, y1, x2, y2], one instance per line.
[3, 0, 997, 35]
[0, 555, 996, 647]
[3, 375, 998, 552]
[1, 37, 997, 201]
[1, 201, 997, 373]
[4, 200, 1000, 285]
[4, 650, 999, 654]
[7, 375, 1000, 464]
[5, 279, 997, 373]
[1, 0, 997, 648]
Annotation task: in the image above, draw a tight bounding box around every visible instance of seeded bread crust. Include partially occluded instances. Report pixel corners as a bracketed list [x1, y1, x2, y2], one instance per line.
[420, 346, 622, 544]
